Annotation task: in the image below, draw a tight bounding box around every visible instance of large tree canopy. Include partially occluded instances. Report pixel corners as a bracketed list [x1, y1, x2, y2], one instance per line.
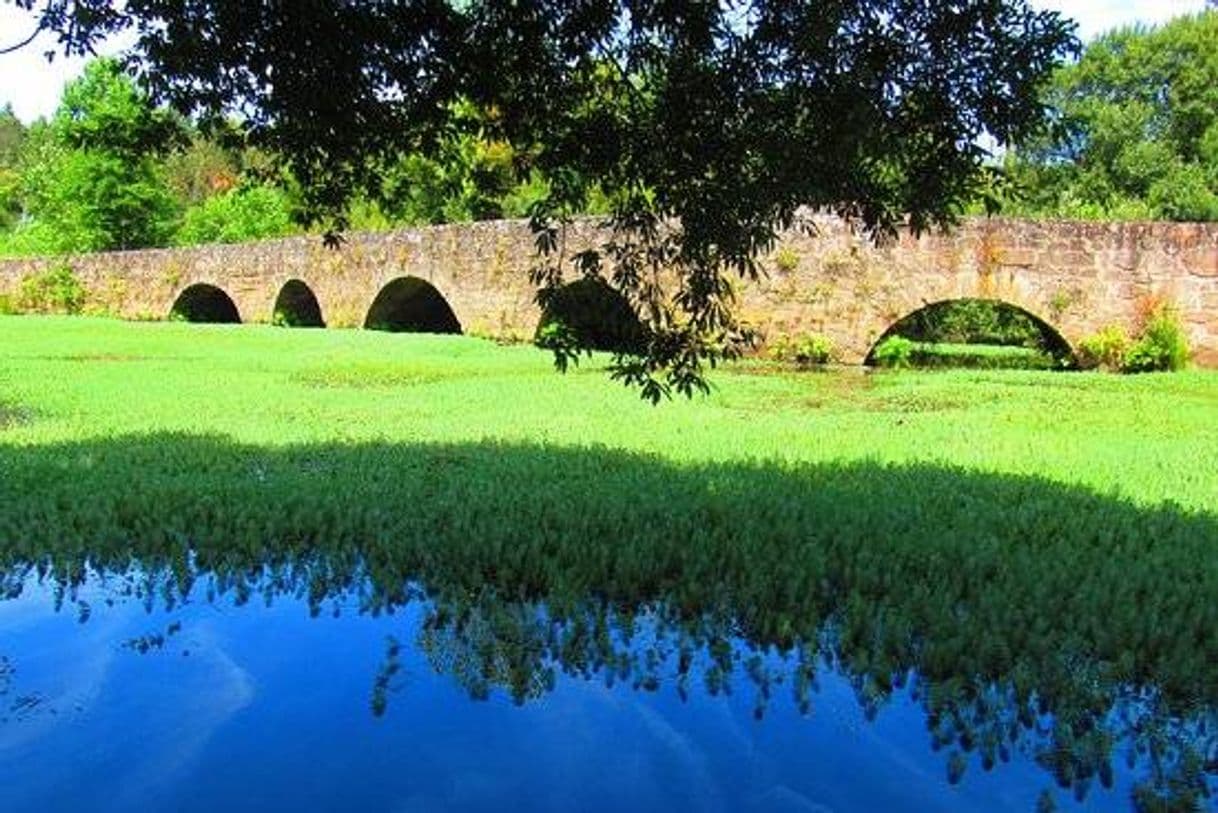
[1006, 11, 1218, 222]
[19, 56, 182, 252]
[11, 0, 1074, 397]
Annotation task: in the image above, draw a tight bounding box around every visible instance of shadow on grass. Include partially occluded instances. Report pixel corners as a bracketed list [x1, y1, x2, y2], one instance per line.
[1, 434, 1216, 807]
[0, 404, 29, 429]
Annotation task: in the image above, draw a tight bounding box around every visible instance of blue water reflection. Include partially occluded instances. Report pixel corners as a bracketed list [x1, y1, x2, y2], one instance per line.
[0, 573, 1187, 813]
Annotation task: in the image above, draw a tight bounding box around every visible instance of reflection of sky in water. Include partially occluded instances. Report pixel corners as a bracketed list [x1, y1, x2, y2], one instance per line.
[0, 580, 1156, 812]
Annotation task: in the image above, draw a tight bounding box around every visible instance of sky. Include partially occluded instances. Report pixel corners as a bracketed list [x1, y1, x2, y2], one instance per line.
[0, 0, 1211, 123]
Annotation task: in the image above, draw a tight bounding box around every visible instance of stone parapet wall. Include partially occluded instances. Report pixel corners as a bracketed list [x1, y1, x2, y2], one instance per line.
[0, 219, 554, 339]
[755, 217, 1218, 364]
[1, 216, 1215, 365]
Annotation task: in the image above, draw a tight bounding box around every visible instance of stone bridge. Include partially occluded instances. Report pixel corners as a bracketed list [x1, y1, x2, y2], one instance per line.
[1, 216, 1215, 365]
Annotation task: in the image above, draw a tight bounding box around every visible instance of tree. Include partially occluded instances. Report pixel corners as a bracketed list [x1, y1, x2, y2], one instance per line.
[366, 105, 555, 228]
[1006, 11, 1218, 221]
[13, 1, 1074, 396]
[162, 133, 240, 209]
[0, 103, 24, 164]
[21, 57, 181, 252]
[175, 183, 293, 246]
[0, 104, 26, 229]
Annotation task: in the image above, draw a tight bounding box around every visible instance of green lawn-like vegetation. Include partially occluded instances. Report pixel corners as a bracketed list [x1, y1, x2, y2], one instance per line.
[2, 316, 1215, 504]
[2, 316, 1218, 804]
[875, 341, 1061, 371]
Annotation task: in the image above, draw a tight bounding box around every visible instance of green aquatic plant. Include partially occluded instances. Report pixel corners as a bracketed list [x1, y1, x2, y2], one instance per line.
[370, 636, 403, 717]
[899, 342, 1058, 371]
[2, 436, 1217, 711]
[0, 403, 28, 429]
[8, 512, 1218, 809]
[0, 316, 1216, 808]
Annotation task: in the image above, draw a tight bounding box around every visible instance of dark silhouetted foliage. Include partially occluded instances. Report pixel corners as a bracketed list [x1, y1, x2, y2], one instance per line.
[18, 0, 1076, 396]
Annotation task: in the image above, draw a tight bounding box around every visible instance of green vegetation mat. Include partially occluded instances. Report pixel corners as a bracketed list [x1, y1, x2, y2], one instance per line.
[904, 342, 1060, 370]
[2, 316, 1212, 507]
[2, 316, 1218, 801]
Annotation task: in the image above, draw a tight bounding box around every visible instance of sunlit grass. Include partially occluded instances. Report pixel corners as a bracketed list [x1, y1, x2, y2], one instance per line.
[2, 315, 1214, 510]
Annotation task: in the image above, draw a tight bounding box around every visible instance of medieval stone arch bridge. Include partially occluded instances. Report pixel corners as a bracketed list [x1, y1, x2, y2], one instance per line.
[1, 216, 1215, 365]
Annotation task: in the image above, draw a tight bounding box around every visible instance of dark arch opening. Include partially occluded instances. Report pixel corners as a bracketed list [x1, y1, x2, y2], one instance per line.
[865, 299, 1075, 370]
[272, 279, 325, 328]
[535, 278, 647, 354]
[170, 284, 241, 324]
[364, 277, 462, 334]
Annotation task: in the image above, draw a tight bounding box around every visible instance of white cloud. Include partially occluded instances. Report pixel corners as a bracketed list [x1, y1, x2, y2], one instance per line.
[0, 2, 1212, 123]
[0, 4, 128, 123]
[1031, 0, 1208, 40]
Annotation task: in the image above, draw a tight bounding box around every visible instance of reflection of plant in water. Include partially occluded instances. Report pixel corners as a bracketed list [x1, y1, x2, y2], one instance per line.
[370, 636, 402, 717]
[404, 588, 1218, 810]
[1, 435, 1217, 810]
[18, 556, 1218, 811]
[124, 621, 182, 653]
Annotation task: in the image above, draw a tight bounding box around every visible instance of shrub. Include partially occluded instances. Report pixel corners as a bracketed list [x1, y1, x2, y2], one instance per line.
[176, 185, 294, 246]
[16, 264, 88, 314]
[907, 342, 1058, 371]
[0, 221, 61, 258]
[773, 246, 800, 274]
[0, 293, 13, 315]
[1079, 305, 1189, 374]
[769, 333, 834, 366]
[1047, 289, 1074, 319]
[872, 335, 915, 369]
[1077, 326, 1129, 371]
[1122, 306, 1189, 373]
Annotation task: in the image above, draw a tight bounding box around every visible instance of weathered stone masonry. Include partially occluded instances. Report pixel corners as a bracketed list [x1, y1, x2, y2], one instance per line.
[1, 216, 1215, 365]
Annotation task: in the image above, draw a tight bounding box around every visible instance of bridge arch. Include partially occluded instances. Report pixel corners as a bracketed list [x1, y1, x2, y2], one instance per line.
[170, 283, 241, 324]
[365, 277, 462, 334]
[535, 278, 647, 354]
[272, 279, 325, 328]
[864, 298, 1075, 367]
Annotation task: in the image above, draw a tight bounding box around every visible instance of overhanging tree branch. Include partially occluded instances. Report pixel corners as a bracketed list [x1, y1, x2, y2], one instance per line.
[16, 0, 1078, 398]
[0, 21, 42, 54]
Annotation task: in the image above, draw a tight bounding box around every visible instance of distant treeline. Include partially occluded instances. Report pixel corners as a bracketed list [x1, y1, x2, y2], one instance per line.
[0, 59, 589, 257]
[2, 11, 1216, 258]
[990, 11, 1218, 222]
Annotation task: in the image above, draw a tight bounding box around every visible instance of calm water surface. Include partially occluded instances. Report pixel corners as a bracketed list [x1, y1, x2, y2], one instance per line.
[1, 565, 1211, 813]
